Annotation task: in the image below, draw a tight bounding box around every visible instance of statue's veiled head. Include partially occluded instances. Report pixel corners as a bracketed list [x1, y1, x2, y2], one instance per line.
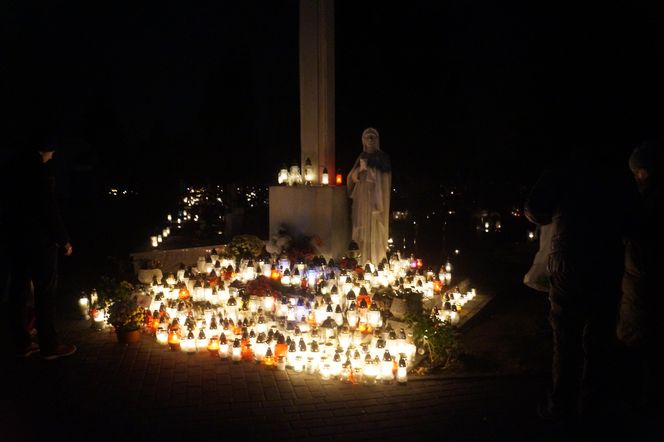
[362, 128, 380, 153]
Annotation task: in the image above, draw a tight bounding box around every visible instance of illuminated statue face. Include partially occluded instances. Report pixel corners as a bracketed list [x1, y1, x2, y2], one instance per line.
[362, 131, 378, 153]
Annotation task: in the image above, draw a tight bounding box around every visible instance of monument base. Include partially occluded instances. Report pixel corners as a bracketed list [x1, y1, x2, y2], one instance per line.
[269, 185, 350, 260]
[131, 244, 225, 275]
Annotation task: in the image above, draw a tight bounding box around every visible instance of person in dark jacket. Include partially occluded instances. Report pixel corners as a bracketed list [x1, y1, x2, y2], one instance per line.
[7, 139, 76, 360]
[617, 139, 664, 413]
[525, 144, 638, 424]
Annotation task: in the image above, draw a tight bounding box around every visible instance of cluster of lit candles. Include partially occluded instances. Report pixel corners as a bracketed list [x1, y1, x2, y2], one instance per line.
[150, 187, 213, 247]
[154, 314, 413, 385]
[150, 225, 171, 248]
[80, 252, 477, 385]
[277, 158, 343, 186]
[150, 209, 198, 248]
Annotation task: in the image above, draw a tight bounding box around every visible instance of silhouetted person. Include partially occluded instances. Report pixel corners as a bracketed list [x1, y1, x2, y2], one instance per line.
[617, 139, 664, 416]
[525, 143, 637, 426]
[7, 139, 76, 360]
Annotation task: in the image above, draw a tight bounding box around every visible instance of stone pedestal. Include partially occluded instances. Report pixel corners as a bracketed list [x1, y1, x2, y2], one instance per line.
[269, 185, 349, 260]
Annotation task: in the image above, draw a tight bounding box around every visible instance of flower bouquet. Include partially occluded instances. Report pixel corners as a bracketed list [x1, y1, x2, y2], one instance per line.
[245, 275, 281, 298]
[285, 234, 320, 265]
[108, 296, 146, 333]
[224, 234, 265, 259]
[338, 257, 358, 271]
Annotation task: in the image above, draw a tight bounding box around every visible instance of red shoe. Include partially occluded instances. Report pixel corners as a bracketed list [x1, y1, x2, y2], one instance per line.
[42, 344, 77, 360]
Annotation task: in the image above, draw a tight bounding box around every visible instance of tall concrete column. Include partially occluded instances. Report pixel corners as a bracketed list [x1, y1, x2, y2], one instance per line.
[269, 0, 347, 260]
[299, 0, 335, 183]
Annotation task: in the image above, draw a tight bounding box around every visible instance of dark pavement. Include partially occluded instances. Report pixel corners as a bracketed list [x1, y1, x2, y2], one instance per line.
[1, 317, 556, 441]
[1, 240, 662, 441]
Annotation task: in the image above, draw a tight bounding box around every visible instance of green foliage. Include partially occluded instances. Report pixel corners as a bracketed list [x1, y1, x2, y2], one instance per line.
[405, 309, 460, 369]
[96, 276, 134, 308]
[399, 288, 425, 317]
[97, 277, 145, 332]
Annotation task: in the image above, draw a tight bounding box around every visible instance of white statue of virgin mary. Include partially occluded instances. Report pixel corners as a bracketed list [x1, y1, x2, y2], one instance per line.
[347, 127, 391, 266]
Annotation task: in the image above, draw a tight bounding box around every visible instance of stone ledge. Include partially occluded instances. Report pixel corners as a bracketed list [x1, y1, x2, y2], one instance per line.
[130, 244, 226, 274]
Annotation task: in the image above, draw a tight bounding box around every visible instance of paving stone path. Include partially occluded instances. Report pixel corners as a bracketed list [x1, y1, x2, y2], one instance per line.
[1, 319, 565, 441]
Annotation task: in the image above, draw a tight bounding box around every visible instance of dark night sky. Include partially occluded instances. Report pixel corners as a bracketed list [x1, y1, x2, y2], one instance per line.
[3, 1, 664, 195]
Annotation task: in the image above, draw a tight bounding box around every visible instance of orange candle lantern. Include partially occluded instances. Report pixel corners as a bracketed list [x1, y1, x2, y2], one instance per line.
[208, 269, 218, 288]
[223, 265, 234, 281]
[168, 330, 181, 351]
[264, 347, 274, 367]
[178, 284, 190, 301]
[335, 169, 343, 185]
[151, 316, 160, 334]
[207, 336, 220, 355]
[274, 334, 288, 359]
[270, 264, 280, 281]
[241, 343, 253, 361]
[357, 287, 371, 309]
[241, 330, 250, 347]
[307, 311, 317, 327]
